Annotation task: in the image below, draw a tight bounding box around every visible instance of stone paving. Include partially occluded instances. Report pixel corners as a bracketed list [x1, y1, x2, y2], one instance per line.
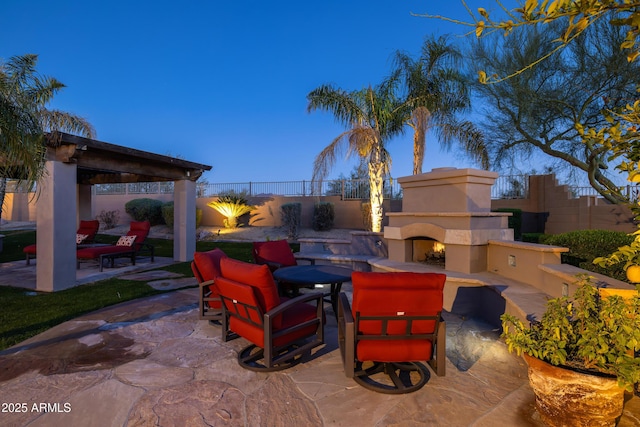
[1, 267, 639, 425]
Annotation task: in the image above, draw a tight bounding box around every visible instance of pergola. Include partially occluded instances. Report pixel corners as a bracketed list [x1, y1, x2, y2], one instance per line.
[35, 132, 211, 292]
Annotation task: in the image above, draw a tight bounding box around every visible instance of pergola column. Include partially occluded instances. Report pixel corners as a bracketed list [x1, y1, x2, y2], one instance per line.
[36, 159, 78, 292]
[173, 179, 196, 262]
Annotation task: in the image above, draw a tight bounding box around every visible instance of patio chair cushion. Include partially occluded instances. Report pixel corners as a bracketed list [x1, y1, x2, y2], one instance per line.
[193, 248, 227, 283]
[77, 220, 100, 243]
[216, 274, 319, 347]
[220, 257, 281, 314]
[252, 240, 297, 269]
[23, 219, 101, 257]
[193, 248, 228, 311]
[351, 271, 445, 362]
[126, 221, 151, 243]
[76, 221, 151, 261]
[76, 245, 134, 259]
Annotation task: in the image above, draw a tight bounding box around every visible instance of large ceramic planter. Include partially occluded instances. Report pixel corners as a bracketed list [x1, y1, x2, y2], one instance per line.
[523, 353, 625, 427]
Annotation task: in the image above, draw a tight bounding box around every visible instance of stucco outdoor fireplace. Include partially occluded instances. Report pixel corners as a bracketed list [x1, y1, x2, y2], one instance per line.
[384, 168, 513, 274]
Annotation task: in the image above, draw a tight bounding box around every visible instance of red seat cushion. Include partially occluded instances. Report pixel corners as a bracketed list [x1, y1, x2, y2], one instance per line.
[252, 240, 297, 268]
[76, 245, 133, 259]
[228, 295, 319, 348]
[23, 244, 37, 255]
[351, 272, 446, 363]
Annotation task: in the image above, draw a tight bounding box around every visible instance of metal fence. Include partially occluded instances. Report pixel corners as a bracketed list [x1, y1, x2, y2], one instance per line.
[197, 178, 403, 199]
[8, 175, 632, 201]
[93, 182, 175, 195]
[491, 175, 529, 199]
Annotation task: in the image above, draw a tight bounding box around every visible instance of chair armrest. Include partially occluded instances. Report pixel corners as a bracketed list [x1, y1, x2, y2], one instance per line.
[294, 256, 316, 265]
[263, 261, 284, 271]
[199, 279, 215, 292]
[265, 291, 324, 319]
[337, 292, 355, 378]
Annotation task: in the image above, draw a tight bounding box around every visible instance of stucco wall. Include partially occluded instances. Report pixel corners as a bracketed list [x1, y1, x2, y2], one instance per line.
[491, 174, 636, 234]
[3, 174, 635, 235]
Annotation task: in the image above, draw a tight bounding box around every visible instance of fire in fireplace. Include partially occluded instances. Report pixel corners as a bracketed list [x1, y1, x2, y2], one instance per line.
[412, 237, 446, 266]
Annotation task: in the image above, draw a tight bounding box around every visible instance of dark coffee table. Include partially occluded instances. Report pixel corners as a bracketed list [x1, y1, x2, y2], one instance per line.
[273, 265, 353, 313]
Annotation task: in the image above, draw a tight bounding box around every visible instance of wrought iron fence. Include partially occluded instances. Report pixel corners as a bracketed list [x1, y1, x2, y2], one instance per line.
[9, 175, 634, 201]
[197, 178, 403, 199]
[491, 175, 529, 199]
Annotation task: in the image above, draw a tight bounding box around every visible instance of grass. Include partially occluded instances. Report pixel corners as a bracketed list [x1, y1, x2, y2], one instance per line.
[0, 231, 283, 351]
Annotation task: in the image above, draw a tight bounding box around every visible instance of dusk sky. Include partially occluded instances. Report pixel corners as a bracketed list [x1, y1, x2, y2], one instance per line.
[3, 1, 500, 184]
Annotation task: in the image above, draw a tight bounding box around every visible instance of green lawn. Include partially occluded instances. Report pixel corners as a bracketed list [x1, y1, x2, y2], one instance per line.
[0, 232, 296, 351]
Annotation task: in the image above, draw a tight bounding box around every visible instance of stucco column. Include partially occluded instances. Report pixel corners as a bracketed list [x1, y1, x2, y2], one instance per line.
[36, 159, 78, 292]
[173, 179, 196, 261]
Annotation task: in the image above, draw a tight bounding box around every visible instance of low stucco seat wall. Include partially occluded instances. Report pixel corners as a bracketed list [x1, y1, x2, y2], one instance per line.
[369, 239, 633, 327]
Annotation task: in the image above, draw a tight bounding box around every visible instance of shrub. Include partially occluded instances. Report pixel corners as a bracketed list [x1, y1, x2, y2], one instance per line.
[493, 208, 522, 240]
[124, 198, 164, 225]
[312, 202, 335, 231]
[162, 203, 203, 229]
[281, 202, 301, 240]
[162, 202, 174, 227]
[539, 229, 634, 281]
[96, 209, 120, 230]
[522, 232, 544, 243]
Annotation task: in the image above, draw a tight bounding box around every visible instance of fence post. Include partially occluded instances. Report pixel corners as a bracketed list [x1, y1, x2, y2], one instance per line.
[303, 180, 306, 196]
[341, 179, 345, 200]
[249, 182, 252, 197]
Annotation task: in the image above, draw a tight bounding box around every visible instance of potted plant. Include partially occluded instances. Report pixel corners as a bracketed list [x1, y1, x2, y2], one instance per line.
[501, 274, 640, 426]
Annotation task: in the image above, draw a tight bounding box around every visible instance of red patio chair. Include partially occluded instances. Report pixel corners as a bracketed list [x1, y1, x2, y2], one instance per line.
[23, 219, 100, 265]
[252, 239, 315, 295]
[252, 239, 300, 271]
[215, 257, 325, 371]
[338, 271, 447, 394]
[192, 248, 227, 324]
[76, 221, 154, 271]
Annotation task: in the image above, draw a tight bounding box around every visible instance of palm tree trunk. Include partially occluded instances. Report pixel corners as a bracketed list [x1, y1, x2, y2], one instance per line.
[0, 177, 6, 224]
[367, 147, 385, 233]
[411, 107, 430, 175]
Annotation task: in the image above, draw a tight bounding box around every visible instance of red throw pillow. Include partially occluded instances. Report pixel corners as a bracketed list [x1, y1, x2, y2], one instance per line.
[193, 249, 228, 281]
[219, 257, 280, 313]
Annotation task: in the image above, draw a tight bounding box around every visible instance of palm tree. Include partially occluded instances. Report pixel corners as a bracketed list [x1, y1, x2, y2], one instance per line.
[307, 83, 408, 232]
[0, 54, 95, 222]
[392, 36, 488, 174]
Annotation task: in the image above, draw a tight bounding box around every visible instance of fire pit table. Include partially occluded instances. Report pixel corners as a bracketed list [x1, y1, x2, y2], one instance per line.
[272, 264, 353, 314]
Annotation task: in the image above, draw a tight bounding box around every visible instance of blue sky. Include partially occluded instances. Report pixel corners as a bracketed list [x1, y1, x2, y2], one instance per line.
[3, 0, 496, 183]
